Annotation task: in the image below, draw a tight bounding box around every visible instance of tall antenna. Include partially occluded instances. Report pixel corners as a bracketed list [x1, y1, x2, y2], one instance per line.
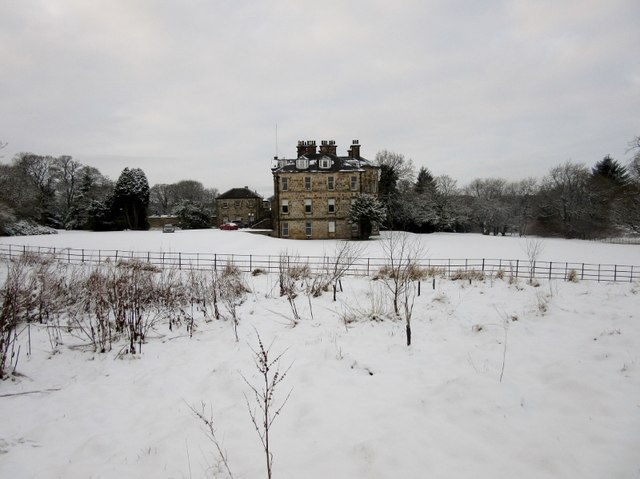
[275, 123, 279, 158]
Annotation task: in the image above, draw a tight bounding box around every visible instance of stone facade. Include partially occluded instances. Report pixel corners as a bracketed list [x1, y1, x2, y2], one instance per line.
[216, 187, 264, 227]
[272, 140, 380, 240]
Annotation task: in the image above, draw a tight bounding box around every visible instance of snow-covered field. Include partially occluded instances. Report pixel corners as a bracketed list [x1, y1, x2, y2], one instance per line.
[1, 230, 639, 479]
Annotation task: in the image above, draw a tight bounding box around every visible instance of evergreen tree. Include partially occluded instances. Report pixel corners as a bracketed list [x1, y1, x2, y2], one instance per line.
[347, 194, 386, 240]
[113, 167, 150, 230]
[589, 156, 631, 235]
[414, 167, 435, 195]
[592, 155, 630, 186]
[175, 200, 212, 229]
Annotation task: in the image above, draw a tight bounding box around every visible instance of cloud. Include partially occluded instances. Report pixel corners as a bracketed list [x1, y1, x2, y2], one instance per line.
[1, 0, 639, 195]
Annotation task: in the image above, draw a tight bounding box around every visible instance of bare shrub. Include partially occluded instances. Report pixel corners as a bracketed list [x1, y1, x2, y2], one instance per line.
[450, 269, 485, 282]
[1, 259, 36, 378]
[278, 252, 306, 324]
[567, 269, 579, 282]
[536, 291, 549, 314]
[340, 282, 392, 325]
[154, 267, 191, 331]
[30, 258, 68, 325]
[219, 262, 250, 341]
[67, 266, 115, 353]
[89, 260, 170, 355]
[187, 269, 220, 324]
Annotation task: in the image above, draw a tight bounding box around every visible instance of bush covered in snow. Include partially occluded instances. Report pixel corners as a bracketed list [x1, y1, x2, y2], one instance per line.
[1, 219, 58, 237]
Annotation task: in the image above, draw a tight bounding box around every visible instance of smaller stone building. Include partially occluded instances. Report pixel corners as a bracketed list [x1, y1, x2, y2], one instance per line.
[216, 187, 265, 227]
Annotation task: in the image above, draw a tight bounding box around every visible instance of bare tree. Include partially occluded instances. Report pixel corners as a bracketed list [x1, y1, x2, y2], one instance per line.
[54, 155, 82, 219]
[149, 183, 175, 216]
[538, 162, 595, 238]
[504, 177, 539, 236]
[465, 178, 509, 235]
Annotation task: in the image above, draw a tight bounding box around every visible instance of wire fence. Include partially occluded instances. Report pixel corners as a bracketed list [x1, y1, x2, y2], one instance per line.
[0, 243, 638, 283]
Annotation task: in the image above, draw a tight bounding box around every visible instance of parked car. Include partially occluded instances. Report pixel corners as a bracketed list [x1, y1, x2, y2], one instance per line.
[162, 224, 176, 233]
[220, 222, 239, 230]
[232, 221, 246, 228]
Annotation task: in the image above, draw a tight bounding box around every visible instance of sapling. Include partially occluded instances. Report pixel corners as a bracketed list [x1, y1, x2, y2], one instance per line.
[188, 401, 234, 479]
[524, 238, 545, 285]
[493, 307, 511, 383]
[241, 332, 292, 479]
[377, 232, 427, 345]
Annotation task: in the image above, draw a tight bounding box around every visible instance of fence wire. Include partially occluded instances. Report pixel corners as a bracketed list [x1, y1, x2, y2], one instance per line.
[0, 243, 637, 283]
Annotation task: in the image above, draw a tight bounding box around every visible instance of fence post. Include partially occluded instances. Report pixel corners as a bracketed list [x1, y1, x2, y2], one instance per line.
[115, 250, 119, 262]
[565, 262, 568, 281]
[482, 258, 485, 273]
[448, 259, 451, 278]
[614, 264, 617, 282]
[179, 252, 182, 270]
[631, 265, 634, 283]
[68, 249, 70, 264]
[581, 263, 584, 280]
[515, 260, 519, 279]
[82, 249, 85, 264]
[549, 261, 552, 280]
[598, 264, 601, 282]
[214, 254, 217, 272]
[250, 255, 252, 272]
[367, 258, 370, 276]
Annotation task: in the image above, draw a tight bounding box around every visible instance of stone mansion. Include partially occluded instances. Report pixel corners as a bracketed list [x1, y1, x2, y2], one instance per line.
[271, 139, 380, 239]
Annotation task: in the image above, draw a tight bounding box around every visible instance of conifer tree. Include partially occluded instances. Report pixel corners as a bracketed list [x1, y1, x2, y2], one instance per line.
[347, 194, 386, 239]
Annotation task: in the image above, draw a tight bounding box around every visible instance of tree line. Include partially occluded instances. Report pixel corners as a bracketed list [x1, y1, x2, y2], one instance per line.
[375, 135, 640, 238]
[2, 136, 639, 238]
[0, 147, 218, 235]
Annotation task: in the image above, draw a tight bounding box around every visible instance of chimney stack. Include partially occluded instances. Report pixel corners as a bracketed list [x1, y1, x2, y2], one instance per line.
[319, 139, 337, 155]
[305, 140, 317, 155]
[298, 140, 317, 156]
[348, 139, 361, 159]
[297, 140, 305, 158]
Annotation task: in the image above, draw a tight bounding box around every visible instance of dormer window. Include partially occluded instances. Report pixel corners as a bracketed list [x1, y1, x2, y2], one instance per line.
[296, 158, 309, 169]
[320, 158, 331, 169]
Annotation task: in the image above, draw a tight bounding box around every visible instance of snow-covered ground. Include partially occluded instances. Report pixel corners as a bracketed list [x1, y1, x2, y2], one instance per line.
[1, 230, 639, 479]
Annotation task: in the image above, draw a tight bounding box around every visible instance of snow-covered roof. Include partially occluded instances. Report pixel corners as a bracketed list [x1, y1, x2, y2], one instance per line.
[272, 153, 378, 174]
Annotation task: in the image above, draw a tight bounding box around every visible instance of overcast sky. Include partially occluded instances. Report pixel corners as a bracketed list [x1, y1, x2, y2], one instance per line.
[1, 1, 639, 197]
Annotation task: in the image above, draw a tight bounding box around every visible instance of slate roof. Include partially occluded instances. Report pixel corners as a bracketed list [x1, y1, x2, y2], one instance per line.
[272, 153, 377, 173]
[217, 187, 262, 199]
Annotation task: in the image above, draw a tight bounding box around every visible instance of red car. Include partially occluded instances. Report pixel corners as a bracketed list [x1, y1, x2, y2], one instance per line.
[220, 222, 239, 230]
